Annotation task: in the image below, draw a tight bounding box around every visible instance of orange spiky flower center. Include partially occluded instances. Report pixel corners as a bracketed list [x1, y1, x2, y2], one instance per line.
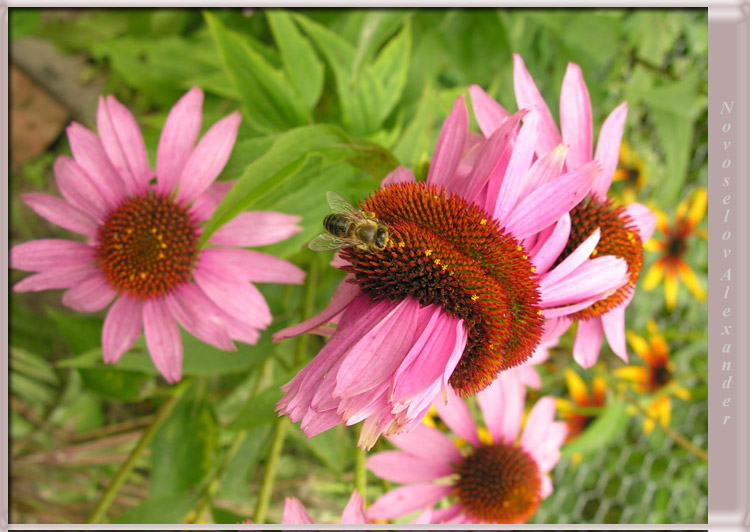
[96, 192, 199, 299]
[555, 197, 643, 320]
[339, 182, 544, 396]
[454, 442, 542, 523]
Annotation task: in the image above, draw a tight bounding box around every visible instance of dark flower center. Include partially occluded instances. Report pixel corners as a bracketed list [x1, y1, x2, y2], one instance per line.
[454, 442, 542, 523]
[554, 197, 643, 320]
[651, 363, 672, 389]
[96, 192, 198, 299]
[667, 234, 687, 258]
[340, 183, 544, 396]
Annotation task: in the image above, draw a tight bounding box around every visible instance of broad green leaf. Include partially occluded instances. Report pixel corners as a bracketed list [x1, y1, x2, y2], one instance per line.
[218, 425, 271, 503]
[393, 85, 441, 169]
[625, 11, 680, 66]
[637, 72, 701, 117]
[293, 13, 384, 136]
[649, 109, 693, 205]
[218, 136, 276, 182]
[287, 423, 353, 472]
[114, 494, 200, 524]
[90, 36, 220, 105]
[227, 386, 282, 430]
[47, 308, 103, 355]
[561, 400, 629, 458]
[151, 392, 218, 497]
[350, 10, 412, 79]
[10, 372, 56, 407]
[198, 124, 359, 246]
[78, 368, 148, 402]
[205, 11, 311, 134]
[267, 10, 324, 111]
[371, 20, 412, 123]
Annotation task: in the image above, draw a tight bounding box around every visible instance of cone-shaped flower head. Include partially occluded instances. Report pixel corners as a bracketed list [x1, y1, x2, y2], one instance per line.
[11, 88, 304, 382]
[276, 92, 630, 449]
[366, 374, 566, 524]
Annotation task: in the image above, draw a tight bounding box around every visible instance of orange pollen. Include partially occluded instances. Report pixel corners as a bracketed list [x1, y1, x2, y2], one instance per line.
[339, 183, 544, 396]
[555, 197, 643, 320]
[95, 192, 198, 300]
[454, 442, 542, 523]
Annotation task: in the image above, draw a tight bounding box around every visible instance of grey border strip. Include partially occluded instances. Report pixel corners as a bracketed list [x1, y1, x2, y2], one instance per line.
[2, 3, 8, 532]
[707, 1, 749, 530]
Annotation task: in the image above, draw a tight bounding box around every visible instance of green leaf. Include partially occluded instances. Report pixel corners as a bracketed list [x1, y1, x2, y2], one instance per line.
[78, 368, 147, 402]
[10, 346, 59, 386]
[150, 392, 218, 497]
[393, 84, 441, 168]
[287, 424, 352, 472]
[267, 10, 324, 111]
[47, 308, 103, 355]
[198, 124, 359, 246]
[561, 400, 629, 458]
[114, 494, 200, 524]
[293, 13, 384, 136]
[350, 10, 412, 80]
[649, 109, 693, 205]
[10, 8, 40, 40]
[205, 11, 311, 134]
[227, 386, 282, 430]
[371, 20, 412, 123]
[218, 425, 271, 503]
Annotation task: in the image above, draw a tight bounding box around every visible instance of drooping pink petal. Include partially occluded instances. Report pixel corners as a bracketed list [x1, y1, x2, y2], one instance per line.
[53, 156, 109, 221]
[143, 299, 183, 383]
[540, 229, 600, 287]
[429, 503, 464, 524]
[560, 62, 593, 171]
[281, 498, 314, 524]
[273, 276, 360, 342]
[387, 423, 462, 464]
[503, 161, 599, 239]
[591, 101, 627, 200]
[61, 275, 116, 312]
[189, 180, 234, 221]
[530, 213, 571, 274]
[477, 372, 525, 445]
[157, 86, 204, 195]
[10, 239, 95, 272]
[426, 95, 468, 189]
[216, 308, 262, 346]
[102, 296, 143, 364]
[340, 491, 368, 524]
[492, 110, 538, 222]
[624, 202, 657, 241]
[573, 318, 604, 368]
[367, 484, 453, 521]
[97, 95, 151, 195]
[391, 307, 466, 405]
[199, 248, 304, 285]
[209, 211, 302, 248]
[540, 255, 628, 308]
[601, 296, 630, 362]
[175, 111, 242, 204]
[193, 258, 272, 330]
[433, 385, 480, 447]
[411, 506, 435, 524]
[532, 422, 567, 472]
[21, 193, 98, 236]
[381, 166, 416, 186]
[367, 451, 454, 483]
[469, 84, 511, 137]
[334, 298, 420, 397]
[513, 54, 561, 156]
[13, 265, 98, 292]
[66, 122, 127, 206]
[165, 283, 235, 351]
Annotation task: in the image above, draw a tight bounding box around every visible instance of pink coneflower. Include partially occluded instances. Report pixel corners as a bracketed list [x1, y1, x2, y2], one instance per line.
[366, 376, 566, 524]
[475, 54, 656, 368]
[275, 93, 630, 449]
[11, 88, 304, 383]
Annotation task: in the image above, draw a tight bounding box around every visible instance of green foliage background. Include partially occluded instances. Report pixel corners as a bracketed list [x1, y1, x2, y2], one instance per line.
[9, 8, 707, 525]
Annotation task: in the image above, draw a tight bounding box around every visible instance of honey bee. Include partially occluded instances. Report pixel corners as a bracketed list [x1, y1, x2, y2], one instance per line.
[308, 191, 390, 253]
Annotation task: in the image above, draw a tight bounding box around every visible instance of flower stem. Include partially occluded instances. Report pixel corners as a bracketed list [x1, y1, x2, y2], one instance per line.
[253, 417, 288, 524]
[86, 378, 192, 524]
[354, 425, 367, 503]
[294, 255, 320, 367]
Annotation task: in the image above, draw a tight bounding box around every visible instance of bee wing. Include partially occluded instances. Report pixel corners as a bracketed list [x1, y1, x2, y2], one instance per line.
[326, 191, 359, 215]
[308, 233, 347, 252]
